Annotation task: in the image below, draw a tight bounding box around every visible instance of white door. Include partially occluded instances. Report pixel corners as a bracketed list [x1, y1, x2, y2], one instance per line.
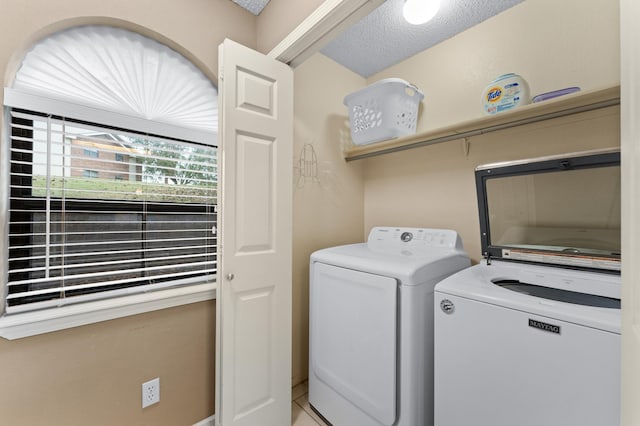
[216, 38, 293, 426]
[621, 1, 640, 424]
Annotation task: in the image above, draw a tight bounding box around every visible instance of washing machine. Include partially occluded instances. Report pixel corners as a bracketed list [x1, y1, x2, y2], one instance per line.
[309, 226, 470, 426]
[434, 149, 621, 426]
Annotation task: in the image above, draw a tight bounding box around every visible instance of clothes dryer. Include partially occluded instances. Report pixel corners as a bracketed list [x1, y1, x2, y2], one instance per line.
[309, 227, 470, 426]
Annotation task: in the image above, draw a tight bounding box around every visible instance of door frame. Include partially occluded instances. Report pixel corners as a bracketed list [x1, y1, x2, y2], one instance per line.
[267, 0, 384, 67]
[620, 0, 640, 424]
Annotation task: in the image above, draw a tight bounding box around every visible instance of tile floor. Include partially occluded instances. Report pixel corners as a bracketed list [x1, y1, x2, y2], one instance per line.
[292, 381, 330, 426]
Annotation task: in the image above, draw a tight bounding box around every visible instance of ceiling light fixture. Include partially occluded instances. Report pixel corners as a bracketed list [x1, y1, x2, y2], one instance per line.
[403, 0, 440, 25]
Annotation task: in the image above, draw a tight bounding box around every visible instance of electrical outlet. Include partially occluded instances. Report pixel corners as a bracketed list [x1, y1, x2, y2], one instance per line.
[142, 377, 160, 408]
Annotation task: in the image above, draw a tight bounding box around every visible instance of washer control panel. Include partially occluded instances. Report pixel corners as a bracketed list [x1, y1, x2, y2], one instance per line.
[367, 226, 462, 250]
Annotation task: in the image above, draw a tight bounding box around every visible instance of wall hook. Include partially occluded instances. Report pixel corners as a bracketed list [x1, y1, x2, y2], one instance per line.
[294, 143, 319, 188]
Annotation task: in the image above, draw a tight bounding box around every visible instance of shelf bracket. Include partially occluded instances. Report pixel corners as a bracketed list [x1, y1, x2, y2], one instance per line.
[462, 137, 471, 157]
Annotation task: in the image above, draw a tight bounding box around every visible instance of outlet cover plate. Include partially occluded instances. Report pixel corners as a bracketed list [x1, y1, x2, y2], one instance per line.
[142, 377, 160, 408]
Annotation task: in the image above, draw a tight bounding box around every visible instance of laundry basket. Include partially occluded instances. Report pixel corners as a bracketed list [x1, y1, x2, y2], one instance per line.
[344, 78, 424, 145]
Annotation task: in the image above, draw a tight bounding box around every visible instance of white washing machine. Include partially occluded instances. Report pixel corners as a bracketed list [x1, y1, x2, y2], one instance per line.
[309, 226, 470, 426]
[434, 149, 621, 426]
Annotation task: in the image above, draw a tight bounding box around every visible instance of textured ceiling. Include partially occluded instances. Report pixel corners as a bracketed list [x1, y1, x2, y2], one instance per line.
[232, 0, 270, 15]
[321, 0, 524, 77]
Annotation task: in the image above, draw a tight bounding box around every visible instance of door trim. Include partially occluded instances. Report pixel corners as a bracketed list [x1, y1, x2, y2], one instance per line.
[621, 0, 640, 424]
[267, 0, 384, 67]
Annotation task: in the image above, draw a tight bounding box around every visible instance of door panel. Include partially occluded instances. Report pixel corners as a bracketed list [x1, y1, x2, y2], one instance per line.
[216, 38, 293, 426]
[233, 286, 275, 416]
[235, 132, 275, 253]
[310, 262, 397, 426]
[236, 68, 276, 116]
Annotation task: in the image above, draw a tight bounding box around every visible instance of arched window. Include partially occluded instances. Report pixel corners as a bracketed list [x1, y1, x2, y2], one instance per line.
[2, 25, 218, 330]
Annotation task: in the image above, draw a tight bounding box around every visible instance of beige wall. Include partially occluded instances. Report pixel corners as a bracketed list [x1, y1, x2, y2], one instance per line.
[360, 0, 621, 262]
[363, 108, 620, 263]
[256, 0, 325, 54]
[292, 53, 365, 385]
[367, 0, 620, 132]
[0, 0, 257, 85]
[0, 1, 256, 425]
[0, 300, 216, 426]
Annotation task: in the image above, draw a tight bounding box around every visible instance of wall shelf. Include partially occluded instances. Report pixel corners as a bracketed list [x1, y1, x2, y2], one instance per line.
[343, 85, 621, 161]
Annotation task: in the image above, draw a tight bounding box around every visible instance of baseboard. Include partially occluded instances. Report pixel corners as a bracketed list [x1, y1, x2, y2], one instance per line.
[192, 414, 215, 426]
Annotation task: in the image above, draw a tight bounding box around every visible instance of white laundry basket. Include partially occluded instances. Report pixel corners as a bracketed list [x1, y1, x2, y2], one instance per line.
[344, 78, 424, 145]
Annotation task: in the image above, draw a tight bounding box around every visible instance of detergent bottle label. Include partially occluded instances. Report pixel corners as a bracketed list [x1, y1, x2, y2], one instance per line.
[482, 74, 530, 115]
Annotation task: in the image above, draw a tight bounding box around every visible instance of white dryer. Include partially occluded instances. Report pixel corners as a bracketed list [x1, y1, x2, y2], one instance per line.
[309, 226, 470, 426]
[434, 149, 621, 426]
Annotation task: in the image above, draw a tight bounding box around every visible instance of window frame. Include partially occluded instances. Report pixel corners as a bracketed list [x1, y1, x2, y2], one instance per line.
[0, 92, 218, 340]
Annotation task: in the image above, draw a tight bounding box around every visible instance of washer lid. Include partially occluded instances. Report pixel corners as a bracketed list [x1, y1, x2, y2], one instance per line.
[475, 149, 620, 272]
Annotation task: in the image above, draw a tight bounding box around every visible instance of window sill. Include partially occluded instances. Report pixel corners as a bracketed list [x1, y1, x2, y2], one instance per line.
[0, 281, 217, 340]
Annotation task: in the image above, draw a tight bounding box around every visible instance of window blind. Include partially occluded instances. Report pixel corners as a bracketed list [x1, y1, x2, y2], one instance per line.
[7, 109, 218, 313]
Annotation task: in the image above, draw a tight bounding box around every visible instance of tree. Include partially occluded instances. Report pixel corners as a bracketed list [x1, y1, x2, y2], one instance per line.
[134, 137, 217, 187]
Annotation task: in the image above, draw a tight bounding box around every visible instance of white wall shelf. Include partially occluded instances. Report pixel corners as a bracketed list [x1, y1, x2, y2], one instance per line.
[343, 85, 621, 161]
